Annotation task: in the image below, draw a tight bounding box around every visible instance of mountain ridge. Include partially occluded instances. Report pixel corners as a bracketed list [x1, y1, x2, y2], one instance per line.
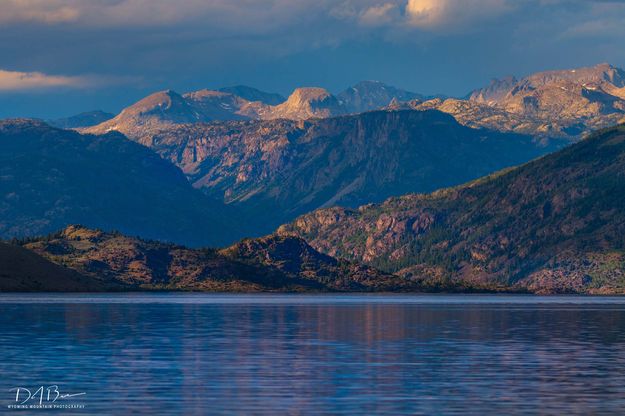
[0, 119, 239, 247]
[85, 81, 424, 138]
[8, 224, 415, 292]
[48, 110, 115, 129]
[279, 123, 625, 294]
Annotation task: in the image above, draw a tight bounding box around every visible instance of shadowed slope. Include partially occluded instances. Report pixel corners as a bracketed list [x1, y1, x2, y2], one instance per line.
[0, 119, 238, 247]
[0, 241, 111, 291]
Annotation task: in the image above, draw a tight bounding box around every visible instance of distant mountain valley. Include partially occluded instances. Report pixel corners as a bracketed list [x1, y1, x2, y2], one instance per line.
[109, 109, 553, 234]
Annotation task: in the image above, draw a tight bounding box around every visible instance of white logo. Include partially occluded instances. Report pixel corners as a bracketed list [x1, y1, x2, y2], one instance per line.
[7, 385, 86, 410]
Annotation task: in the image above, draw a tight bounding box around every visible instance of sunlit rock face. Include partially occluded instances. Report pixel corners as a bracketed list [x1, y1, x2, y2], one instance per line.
[264, 87, 344, 120]
[465, 63, 625, 138]
[386, 64, 625, 141]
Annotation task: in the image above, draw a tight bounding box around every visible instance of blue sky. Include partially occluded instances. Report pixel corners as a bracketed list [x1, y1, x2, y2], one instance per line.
[1, 0, 625, 118]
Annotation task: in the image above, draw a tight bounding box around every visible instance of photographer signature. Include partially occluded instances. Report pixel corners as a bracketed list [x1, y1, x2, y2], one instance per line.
[10, 386, 86, 405]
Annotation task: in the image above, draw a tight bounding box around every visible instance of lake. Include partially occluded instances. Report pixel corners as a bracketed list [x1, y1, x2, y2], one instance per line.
[1, 293, 625, 414]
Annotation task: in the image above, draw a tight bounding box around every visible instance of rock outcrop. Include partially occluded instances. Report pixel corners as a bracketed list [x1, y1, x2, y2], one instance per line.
[264, 87, 344, 120]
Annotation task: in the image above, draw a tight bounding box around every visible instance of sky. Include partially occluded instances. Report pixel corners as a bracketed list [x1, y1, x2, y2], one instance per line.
[1, 0, 625, 119]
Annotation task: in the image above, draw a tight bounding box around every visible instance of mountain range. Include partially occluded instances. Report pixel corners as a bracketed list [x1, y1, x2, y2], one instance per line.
[85, 63, 625, 141]
[5, 122, 625, 294]
[85, 81, 422, 138]
[2, 63, 625, 293]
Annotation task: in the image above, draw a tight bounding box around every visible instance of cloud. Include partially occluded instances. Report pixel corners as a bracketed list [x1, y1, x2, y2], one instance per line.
[0, 0, 518, 36]
[0, 0, 624, 106]
[555, 0, 625, 39]
[0, 0, 347, 28]
[405, 0, 514, 30]
[0, 69, 120, 91]
[0, 0, 512, 30]
[359, 3, 399, 26]
[1, 0, 624, 39]
[0, 1, 80, 24]
[405, 0, 448, 27]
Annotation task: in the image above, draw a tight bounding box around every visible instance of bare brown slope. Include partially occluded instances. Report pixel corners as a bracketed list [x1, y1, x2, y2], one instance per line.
[19, 225, 413, 292]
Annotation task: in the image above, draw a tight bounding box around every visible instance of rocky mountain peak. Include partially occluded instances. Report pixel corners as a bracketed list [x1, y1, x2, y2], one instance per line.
[458, 63, 625, 136]
[288, 87, 333, 103]
[524, 63, 625, 88]
[268, 87, 343, 120]
[468, 76, 518, 104]
[117, 89, 198, 122]
[218, 85, 286, 105]
[83, 89, 201, 138]
[338, 81, 422, 113]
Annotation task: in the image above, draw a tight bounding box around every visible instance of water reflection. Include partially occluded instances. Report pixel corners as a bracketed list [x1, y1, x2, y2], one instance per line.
[0, 295, 624, 414]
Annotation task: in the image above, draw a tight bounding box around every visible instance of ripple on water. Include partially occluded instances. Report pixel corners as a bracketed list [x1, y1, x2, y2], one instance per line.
[0, 293, 624, 415]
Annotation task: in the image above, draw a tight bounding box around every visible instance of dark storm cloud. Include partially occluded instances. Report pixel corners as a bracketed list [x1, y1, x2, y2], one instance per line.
[1, 0, 624, 118]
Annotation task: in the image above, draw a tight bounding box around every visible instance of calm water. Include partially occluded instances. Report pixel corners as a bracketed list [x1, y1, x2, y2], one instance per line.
[1, 294, 625, 415]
